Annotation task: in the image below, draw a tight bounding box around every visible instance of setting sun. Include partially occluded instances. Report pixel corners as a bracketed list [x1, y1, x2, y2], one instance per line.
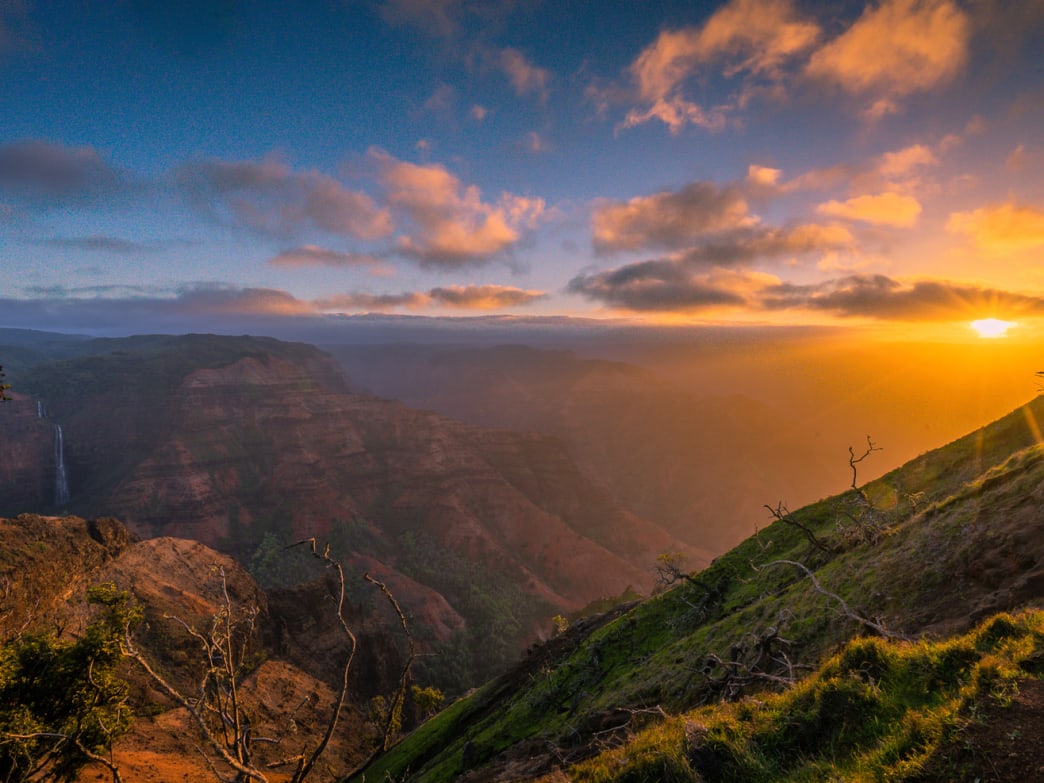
[970, 318, 1016, 338]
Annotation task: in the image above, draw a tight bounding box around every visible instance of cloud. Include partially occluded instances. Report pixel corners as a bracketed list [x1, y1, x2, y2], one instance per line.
[0, 284, 320, 335]
[423, 83, 457, 115]
[568, 262, 769, 312]
[746, 165, 784, 189]
[372, 149, 545, 266]
[268, 245, 387, 269]
[177, 155, 393, 241]
[679, 223, 855, 266]
[314, 292, 428, 311]
[816, 193, 922, 227]
[592, 180, 756, 253]
[0, 140, 131, 204]
[805, 0, 970, 117]
[498, 48, 551, 102]
[621, 0, 819, 133]
[761, 274, 1044, 320]
[947, 202, 1044, 252]
[876, 144, 940, 180]
[314, 284, 544, 312]
[428, 284, 546, 308]
[469, 104, 489, 121]
[35, 235, 154, 254]
[776, 141, 946, 197]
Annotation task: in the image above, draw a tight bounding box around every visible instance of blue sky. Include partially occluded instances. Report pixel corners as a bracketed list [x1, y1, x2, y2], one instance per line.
[1, 0, 1043, 340]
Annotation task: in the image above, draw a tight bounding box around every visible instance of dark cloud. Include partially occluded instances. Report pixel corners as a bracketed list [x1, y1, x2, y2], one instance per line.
[567, 259, 749, 312]
[592, 180, 753, 253]
[677, 223, 853, 266]
[0, 140, 132, 205]
[760, 274, 1044, 320]
[176, 156, 392, 240]
[567, 220, 854, 312]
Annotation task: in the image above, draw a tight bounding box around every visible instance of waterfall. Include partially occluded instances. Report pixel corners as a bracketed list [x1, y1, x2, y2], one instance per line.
[37, 400, 45, 418]
[54, 424, 70, 506]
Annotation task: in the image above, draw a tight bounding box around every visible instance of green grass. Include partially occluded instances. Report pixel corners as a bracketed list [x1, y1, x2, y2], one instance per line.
[567, 609, 1044, 783]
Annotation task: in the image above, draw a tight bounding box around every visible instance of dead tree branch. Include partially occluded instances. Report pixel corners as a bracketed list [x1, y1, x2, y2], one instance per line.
[754, 559, 910, 642]
[764, 502, 832, 554]
[363, 573, 416, 756]
[121, 540, 360, 783]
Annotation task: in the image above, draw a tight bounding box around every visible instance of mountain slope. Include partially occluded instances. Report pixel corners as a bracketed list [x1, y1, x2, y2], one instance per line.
[351, 394, 1044, 782]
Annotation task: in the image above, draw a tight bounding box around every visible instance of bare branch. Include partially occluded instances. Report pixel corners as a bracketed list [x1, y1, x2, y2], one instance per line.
[764, 502, 832, 554]
[290, 544, 358, 783]
[364, 574, 416, 755]
[754, 559, 910, 641]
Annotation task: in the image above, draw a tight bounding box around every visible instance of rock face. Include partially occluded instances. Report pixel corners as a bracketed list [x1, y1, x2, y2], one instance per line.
[0, 394, 60, 512]
[0, 514, 135, 635]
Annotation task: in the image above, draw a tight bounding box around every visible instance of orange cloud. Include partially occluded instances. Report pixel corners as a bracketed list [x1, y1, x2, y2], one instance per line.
[875, 144, 940, 181]
[622, 0, 819, 133]
[429, 285, 547, 309]
[176, 285, 316, 317]
[313, 285, 545, 313]
[947, 202, 1044, 252]
[805, 0, 970, 116]
[817, 192, 922, 227]
[372, 149, 545, 266]
[592, 181, 755, 253]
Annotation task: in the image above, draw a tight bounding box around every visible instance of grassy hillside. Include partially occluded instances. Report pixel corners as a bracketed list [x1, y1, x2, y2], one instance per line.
[351, 395, 1044, 782]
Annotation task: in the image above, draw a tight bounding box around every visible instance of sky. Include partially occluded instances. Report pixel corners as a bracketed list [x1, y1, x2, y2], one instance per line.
[1, 0, 1043, 341]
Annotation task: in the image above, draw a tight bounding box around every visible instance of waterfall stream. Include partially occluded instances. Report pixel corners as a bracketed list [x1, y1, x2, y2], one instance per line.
[54, 424, 70, 506]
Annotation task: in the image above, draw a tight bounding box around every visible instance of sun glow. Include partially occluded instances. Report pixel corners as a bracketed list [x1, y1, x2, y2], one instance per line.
[970, 318, 1016, 338]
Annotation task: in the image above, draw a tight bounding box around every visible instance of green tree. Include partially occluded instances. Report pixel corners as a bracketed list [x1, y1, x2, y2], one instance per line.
[0, 584, 140, 782]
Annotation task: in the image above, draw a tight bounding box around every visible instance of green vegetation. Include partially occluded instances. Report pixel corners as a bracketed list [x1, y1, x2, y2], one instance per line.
[0, 584, 140, 782]
[395, 528, 557, 693]
[567, 610, 1044, 782]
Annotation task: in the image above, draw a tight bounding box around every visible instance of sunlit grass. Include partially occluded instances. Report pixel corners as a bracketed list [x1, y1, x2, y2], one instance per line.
[564, 610, 1044, 783]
